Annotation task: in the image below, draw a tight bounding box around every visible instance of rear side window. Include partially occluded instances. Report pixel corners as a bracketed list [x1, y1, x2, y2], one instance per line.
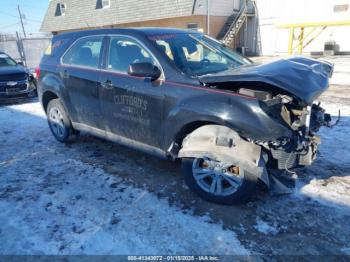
[43, 38, 69, 58]
[62, 37, 103, 68]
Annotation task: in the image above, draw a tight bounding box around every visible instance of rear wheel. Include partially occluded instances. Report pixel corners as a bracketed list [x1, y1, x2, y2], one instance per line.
[47, 99, 74, 143]
[182, 158, 258, 205]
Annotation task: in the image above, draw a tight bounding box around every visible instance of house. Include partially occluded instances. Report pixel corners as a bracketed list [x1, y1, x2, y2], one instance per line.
[40, 0, 258, 54]
[40, 0, 242, 36]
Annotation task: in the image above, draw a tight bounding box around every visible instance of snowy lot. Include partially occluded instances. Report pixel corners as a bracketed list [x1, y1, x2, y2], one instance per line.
[0, 56, 350, 256]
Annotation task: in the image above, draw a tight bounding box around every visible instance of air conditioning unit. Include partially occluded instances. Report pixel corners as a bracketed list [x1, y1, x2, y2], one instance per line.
[324, 40, 336, 56]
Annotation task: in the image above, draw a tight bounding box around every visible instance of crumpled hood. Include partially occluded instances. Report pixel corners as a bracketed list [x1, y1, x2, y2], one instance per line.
[199, 57, 334, 104]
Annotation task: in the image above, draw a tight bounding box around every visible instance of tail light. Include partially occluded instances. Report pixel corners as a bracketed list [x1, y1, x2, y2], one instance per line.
[35, 66, 41, 80]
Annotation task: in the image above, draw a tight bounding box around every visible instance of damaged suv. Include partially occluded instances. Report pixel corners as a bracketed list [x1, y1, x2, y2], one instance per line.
[38, 28, 334, 205]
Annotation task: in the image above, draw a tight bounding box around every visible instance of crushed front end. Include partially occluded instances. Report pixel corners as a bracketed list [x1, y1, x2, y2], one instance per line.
[200, 57, 336, 193]
[260, 96, 332, 168]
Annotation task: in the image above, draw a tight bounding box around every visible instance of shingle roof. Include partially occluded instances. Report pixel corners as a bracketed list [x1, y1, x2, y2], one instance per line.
[40, 0, 195, 32]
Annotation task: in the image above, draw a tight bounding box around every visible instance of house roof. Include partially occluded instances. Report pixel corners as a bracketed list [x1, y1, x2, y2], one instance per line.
[40, 0, 195, 33]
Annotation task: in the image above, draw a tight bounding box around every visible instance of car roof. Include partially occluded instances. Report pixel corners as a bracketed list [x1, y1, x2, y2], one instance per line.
[54, 27, 199, 40]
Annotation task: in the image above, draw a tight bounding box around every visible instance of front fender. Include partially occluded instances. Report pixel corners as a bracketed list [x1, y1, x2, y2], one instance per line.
[163, 94, 292, 150]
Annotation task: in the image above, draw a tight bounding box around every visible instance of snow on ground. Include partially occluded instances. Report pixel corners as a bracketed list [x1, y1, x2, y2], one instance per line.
[313, 102, 350, 166]
[327, 56, 350, 86]
[297, 101, 350, 207]
[1, 98, 349, 255]
[0, 102, 248, 255]
[253, 219, 279, 236]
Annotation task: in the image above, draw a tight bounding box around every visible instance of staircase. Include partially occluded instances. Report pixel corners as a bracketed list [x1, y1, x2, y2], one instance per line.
[219, 5, 248, 46]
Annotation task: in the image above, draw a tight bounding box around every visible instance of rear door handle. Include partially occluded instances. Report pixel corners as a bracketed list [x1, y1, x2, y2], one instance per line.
[61, 69, 69, 79]
[101, 79, 113, 89]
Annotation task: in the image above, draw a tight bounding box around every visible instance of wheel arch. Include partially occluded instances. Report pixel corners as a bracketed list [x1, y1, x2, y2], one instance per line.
[42, 90, 59, 112]
[174, 124, 269, 186]
[173, 120, 219, 149]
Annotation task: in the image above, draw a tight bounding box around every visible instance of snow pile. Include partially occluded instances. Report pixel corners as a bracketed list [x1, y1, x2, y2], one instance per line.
[300, 177, 350, 207]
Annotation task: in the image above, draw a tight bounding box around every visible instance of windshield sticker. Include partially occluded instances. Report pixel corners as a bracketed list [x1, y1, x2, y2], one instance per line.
[0, 54, 9, 58]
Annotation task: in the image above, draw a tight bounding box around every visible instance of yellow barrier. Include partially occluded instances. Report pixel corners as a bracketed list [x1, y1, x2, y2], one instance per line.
[277, 20, 350, 54]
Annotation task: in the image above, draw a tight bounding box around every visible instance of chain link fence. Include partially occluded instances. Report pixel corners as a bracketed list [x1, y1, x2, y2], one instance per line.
[0, 34, 51, 69]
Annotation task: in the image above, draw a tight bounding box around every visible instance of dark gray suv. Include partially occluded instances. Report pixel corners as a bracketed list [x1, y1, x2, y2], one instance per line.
[37, 28, 333, 205]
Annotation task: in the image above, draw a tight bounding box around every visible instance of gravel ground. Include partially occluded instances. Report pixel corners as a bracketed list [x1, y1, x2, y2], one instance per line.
[0, 56, 349, 256]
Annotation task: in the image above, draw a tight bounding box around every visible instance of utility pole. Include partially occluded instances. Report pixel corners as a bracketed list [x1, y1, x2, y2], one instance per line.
[17, 5, 26, 38]
[206, 0, 211, 35]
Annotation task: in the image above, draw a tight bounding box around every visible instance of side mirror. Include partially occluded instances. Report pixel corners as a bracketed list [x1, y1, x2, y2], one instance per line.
[17, 61, 24, 66]
[128, 62, 161, 81]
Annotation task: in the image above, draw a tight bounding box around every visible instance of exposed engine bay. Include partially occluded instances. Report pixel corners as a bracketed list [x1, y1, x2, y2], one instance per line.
[238, 88, 334, 172]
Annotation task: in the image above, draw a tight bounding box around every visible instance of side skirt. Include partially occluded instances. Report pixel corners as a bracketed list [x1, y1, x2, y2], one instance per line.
[72, 122, 168, 160]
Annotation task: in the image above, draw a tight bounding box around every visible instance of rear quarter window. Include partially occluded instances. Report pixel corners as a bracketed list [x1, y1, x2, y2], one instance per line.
[42, 38, 70, 63]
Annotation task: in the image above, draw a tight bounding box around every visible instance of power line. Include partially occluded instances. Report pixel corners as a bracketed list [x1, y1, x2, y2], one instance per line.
[4, 2, 47, 10]
[0, 10, 42, 23]
[25, 18, 42, 23]
[0, 22, 20, 30]
[0, 10, 19, 19]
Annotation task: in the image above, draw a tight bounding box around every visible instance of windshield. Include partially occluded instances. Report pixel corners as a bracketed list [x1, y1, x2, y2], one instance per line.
[0, 53, 17, 67]
[149, 33, 252, 76]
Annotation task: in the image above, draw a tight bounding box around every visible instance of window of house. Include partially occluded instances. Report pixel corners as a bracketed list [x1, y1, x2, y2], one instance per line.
[96, 0, 110, 9]
[107, 36, 155, 73]
[187, 23, 199, 31]
[334, 4, 349, 12]
[55, 3, 66, 16]
[62, 37, 103, 68]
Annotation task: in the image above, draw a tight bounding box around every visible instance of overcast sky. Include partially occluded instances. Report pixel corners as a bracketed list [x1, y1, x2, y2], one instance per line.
[0, 0, 49, 36]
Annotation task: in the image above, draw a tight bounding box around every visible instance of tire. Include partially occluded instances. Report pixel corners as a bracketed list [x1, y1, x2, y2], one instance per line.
[28, 82, 38, 97]
[182, 158, 258, 205]
[46, 99, 74, 143]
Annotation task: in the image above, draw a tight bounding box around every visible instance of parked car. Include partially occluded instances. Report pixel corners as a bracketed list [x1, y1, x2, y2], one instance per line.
[0, 51, 37, 101]
[37, 28, 333, 205]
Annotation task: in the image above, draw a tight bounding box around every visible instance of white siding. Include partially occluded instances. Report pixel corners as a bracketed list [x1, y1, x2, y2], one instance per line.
[256, 0, 350, 55]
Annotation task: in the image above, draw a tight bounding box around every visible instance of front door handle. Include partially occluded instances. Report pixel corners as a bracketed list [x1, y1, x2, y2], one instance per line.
[101, 79, 113, 89]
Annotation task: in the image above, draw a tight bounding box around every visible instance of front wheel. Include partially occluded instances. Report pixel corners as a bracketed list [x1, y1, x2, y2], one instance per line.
[182, 158, 258, 205]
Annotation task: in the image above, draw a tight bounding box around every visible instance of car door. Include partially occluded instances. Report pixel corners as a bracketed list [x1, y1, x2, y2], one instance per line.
[60, 36, 104, 129]
[99, 35, 165, 147]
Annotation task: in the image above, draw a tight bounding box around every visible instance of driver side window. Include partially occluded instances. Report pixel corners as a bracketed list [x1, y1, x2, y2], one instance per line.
[107, 37, 155, 73]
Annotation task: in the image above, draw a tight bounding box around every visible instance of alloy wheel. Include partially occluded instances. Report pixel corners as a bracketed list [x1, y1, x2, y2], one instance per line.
[192, 158, 244, 197]
[48, 106, 65, 138]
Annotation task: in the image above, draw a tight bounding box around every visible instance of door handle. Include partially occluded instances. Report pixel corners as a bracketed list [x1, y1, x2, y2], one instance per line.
[101, 79, 113, 89]
[61, 69, 69, 79]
